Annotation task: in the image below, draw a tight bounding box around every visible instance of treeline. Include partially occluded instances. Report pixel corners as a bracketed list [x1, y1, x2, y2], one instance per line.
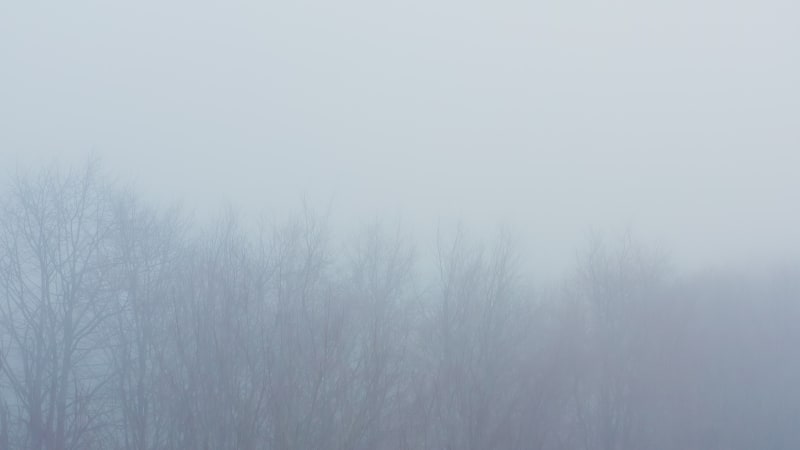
[1, 162, 800, 450]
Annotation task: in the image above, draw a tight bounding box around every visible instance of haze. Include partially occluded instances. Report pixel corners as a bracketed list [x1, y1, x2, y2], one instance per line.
[4, 2, 800, 449]
[3, 0, 799, 276]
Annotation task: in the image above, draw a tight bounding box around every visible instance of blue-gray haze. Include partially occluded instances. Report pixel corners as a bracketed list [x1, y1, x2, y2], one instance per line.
[3, 0, 800, 276]
[1, 0, 800, 449]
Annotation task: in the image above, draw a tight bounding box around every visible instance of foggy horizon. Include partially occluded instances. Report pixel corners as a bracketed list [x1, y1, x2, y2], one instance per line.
[4, 0, 800, 278]
[2, 1, 800, 449]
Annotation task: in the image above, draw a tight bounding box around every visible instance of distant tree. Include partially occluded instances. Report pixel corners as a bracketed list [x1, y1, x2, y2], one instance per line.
[417, 229, 542, 450]
[0, 161, 118, 450]
[566, 233, 668, 450]
[106, 191, 186, 450]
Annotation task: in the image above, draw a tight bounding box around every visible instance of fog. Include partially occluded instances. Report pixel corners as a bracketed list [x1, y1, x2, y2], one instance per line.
[4, 0, 800, 277]
[2, 0, 800, 449]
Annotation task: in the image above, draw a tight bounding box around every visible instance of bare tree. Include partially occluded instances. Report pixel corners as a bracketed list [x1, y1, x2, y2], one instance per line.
[0, 162, 118, 450]
[339, 222, 416, 450]
[416, 229, 540, 450]
[566, 234, 668, 450]
[6, 159, 800, 450]
[105, 191, 186, 450]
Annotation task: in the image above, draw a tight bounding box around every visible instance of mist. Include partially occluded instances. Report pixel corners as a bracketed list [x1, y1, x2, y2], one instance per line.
[2, 0, 800, 448]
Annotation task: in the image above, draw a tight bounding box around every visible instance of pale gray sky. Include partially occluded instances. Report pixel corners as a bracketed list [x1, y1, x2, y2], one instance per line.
[2, 0, 799, 277]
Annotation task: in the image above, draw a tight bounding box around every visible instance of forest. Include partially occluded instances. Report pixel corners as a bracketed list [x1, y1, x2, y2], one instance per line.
[1, 161, 799, 450]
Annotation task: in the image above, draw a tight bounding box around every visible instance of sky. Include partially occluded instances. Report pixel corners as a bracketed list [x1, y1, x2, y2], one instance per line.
[2, 0, 799, 278]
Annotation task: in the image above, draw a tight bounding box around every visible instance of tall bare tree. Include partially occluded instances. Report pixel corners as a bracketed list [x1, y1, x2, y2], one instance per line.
[0, 162, 118, 450]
